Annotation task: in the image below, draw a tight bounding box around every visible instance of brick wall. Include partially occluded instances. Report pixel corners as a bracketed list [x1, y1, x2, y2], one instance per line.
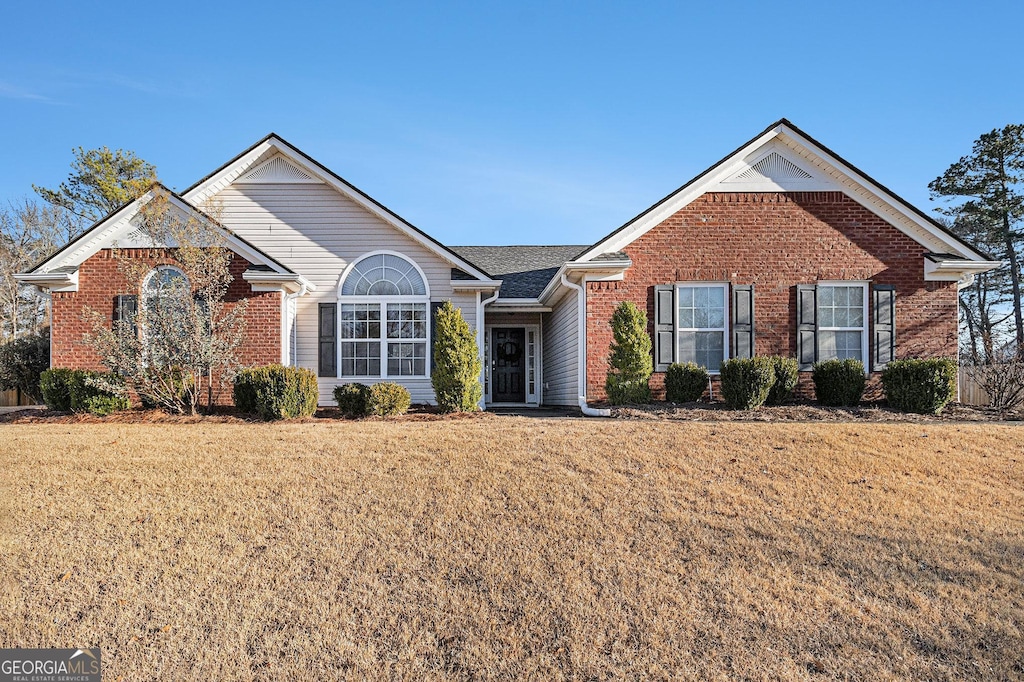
[585, 192, 958, 403]
[51, 249, 282, 399]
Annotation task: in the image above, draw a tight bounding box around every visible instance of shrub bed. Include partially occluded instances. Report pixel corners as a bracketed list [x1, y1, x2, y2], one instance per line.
[812, 359, 865, 407]
[665, 362, 709, 403]
[765, 356, 799, 406]
[719, 357, 775, 410]
[334, 383, 370, 418]
[881, 358, 957, 414]
[367, 382, 411, 416]
[40, 368, 129, 415]
[233, 365, 318, 420]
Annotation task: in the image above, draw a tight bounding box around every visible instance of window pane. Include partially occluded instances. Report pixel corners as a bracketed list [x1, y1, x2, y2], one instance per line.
[819, 330, 862, 362]
[677, 284, 725, 331]
[341, 253, 427, 296]
[340, 304, 381, 339]
[387, 341, 426, 376]
[341, 340, 381, 376]
[387, 303, 426, 339]
[678, 331, 724, 371]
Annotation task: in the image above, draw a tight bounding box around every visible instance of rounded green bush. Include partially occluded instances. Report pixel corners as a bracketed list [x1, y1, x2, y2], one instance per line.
[720, 357, 775, 410]
[812, 359, 865, 407]
[41, 368, 129, 415]
[665, 362, 709, 403]
[765, 356, 799, 406]
[40, 368, 78, 411]
[367, 382, 411, 416]
[334, 383, 370, 418]
[881, 358, 957, 414]
[233, 365, 319, 420]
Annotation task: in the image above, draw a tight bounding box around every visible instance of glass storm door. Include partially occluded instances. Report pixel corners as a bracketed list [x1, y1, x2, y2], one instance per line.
[491, 327, 526, 402]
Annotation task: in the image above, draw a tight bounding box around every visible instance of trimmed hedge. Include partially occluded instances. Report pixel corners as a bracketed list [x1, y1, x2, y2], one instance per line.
[367, 382, 411, 416]
[765, 356, 799, 406]
[881, 358, 957, 414]
[40, 368, 129, 415]
[431, 301, 483, 412]
[605, 302, 653, 405]
[812, 359, 865, 407]
[665, 362, 709, 403]
[719, 357, 775, 410]
[334, 383, 370, 418]
[0, 329, 49, 402]
[233, 365, 318, 420]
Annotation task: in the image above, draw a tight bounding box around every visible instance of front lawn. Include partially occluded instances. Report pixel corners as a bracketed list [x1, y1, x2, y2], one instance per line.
[0, 418, 1021, 679]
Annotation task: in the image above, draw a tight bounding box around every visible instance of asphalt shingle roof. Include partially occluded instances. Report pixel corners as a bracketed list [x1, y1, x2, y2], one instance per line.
[450, 245, 588, 298]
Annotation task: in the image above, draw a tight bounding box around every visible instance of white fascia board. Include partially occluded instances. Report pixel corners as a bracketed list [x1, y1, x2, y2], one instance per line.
[184, 136, 496, 283]
[576, 123, 991, 264]
[924, 257, 1003, 282]
[536, 260, 632, 304]
[450, 279, 503, 290]
[242, 271, 316, 295]
[488, 298, 552, 313]
[15, 270, 79, 292]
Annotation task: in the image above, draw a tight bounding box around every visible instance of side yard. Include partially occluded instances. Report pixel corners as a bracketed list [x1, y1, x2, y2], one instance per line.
[0, 419, 1021, 680]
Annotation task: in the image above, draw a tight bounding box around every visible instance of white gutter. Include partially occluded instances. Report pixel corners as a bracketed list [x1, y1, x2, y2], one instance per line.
[477, 288, 500, 409]
[560, 273, 611, 417]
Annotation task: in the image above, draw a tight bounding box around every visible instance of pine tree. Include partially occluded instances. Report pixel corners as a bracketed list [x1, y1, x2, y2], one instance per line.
[431, 301, 482, 412]
[605, 301, 653, 405]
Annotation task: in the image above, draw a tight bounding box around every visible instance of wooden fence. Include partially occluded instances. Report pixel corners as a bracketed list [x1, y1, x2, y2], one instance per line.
[958, 367, 990, 407]
[0, 389, 35, 407]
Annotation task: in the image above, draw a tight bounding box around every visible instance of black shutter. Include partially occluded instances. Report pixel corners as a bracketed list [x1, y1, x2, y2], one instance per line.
[318, 303, 337, 378]
[796, 284, 817, 370]
[428, 301, 444, 375]
[113, 295, 138, 337]
[654, 285, 675, 372]
[732, 284, 754, 359]
[872, 285, 896, 371]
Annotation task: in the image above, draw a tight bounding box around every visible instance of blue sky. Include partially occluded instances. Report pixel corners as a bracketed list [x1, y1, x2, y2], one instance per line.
[1, 1, 1020, 246]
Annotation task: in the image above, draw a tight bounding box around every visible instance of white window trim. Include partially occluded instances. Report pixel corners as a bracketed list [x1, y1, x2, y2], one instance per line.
[337, 252, 432, 380]
[816, 281, 869, 373]
[674, 282, 729, 375]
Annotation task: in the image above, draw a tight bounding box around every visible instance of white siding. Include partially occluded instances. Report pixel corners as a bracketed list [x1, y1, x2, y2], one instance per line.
[541, 290, 579, 406]
[213, 183, 477, 405]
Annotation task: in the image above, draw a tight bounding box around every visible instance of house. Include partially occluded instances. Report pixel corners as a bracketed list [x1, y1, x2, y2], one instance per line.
[18, 120, 1000, 409]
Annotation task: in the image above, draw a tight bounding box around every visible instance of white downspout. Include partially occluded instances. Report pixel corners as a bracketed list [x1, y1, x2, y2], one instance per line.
[478, 288, 500, 409]
[283, 284, 307, 366]
[560, 273, 610, 417]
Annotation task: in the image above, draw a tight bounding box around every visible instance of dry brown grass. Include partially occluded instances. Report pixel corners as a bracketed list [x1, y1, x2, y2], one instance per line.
[0, 418, 1021, 680]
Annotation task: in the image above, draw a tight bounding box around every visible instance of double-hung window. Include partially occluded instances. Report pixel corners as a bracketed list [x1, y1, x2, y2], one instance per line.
[817, 283, 867, 362]
[676, 283, 729, 372]
[333, 252, 430, 379]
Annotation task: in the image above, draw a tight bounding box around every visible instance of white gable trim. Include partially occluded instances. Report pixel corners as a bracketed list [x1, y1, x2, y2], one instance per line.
[183, 135, 495, 283]
[29, 188, 292, 277]
[576, 122, 992, 265]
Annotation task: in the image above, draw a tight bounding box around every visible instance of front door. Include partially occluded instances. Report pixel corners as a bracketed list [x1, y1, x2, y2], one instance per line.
[491, 327, 526, 403]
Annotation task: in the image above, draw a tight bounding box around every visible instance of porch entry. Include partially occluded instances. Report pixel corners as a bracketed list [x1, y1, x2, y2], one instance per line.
[486, 324, 540, 405]
[491, 327, 526, 402]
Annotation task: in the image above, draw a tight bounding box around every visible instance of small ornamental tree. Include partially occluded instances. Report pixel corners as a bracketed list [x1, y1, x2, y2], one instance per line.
[85, 191, 248, 414]
[605, 301, 653, 405]
[431, 301, 482, 412]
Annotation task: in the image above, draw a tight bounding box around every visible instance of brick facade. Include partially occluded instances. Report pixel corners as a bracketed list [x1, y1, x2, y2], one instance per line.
[585, 192, 958, 403]
[51, 249, 282, 398]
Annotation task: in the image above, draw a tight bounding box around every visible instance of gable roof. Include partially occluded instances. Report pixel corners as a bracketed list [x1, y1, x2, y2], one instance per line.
[575, 118, 995, 264]
[450, 245, 586, 298]
[182, 133, 495, 282]
[24, 183, 299, 277]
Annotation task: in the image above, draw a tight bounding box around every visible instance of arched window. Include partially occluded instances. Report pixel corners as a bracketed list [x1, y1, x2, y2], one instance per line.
[335, 253, 429, 378]
[340, 253, 427, 296]
[142, 265, 188, 311]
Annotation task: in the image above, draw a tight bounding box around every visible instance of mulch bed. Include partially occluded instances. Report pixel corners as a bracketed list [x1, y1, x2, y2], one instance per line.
[0, 404, 496, 425]
[1, 402, 1018, 425]
[612, 400, 1022, 423]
